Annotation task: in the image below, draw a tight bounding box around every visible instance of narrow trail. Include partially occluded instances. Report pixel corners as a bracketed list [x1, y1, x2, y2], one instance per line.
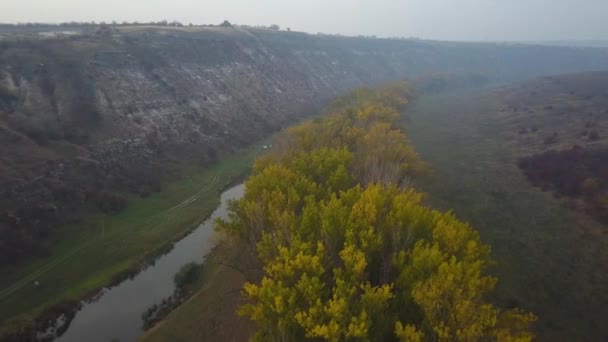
[0, 175, 220, 301]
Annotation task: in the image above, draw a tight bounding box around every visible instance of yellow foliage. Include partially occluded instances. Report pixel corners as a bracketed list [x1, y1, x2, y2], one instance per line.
[396, 321, 424, 342]
[219, 80, 535, 341]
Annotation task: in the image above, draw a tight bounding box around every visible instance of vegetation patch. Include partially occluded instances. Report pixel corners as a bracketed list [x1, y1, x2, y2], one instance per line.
[140, 238, 254, 342]
[407, 88, 608, 340]
[519, 146, 608, 223]
[0, 140, 267, 339]
[142, 262, 203, 330]
[215, 82, 534, 341]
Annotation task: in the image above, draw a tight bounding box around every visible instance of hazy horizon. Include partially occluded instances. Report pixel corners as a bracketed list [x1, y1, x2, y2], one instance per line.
[2, 0, 608, 42]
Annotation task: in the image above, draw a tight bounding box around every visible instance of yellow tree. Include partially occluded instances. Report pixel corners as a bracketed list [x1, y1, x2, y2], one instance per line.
[217, 81, 535, 341]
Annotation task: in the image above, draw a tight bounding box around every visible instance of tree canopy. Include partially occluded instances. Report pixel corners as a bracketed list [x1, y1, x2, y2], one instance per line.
[217, 81, 535, 341]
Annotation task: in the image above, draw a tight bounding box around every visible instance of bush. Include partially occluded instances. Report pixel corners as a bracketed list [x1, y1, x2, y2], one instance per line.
[519, 146, 608, 223]
[96, 191, 128, 214]
[174, 262, 200, 289]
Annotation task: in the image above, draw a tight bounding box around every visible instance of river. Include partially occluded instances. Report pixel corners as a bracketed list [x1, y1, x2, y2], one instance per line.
[53, 184, 245, 342]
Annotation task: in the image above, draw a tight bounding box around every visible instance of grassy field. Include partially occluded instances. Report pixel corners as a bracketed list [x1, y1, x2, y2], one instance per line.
[0, 140, 269, 336]
[407, 90, 608, 341]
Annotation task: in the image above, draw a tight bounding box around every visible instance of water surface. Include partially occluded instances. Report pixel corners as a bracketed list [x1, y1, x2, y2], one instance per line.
[56, 184, 244, 342]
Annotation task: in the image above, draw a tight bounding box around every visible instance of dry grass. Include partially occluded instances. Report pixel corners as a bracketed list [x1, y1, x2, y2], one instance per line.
[140, 237, 255, 342]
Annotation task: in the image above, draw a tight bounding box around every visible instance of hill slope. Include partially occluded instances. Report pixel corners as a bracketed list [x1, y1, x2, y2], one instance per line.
[1, 25, 608, 268]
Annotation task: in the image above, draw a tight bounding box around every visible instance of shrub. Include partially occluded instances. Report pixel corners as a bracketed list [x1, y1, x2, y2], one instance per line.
[96, 191, 128, 214]
[519, 146, 608, 223]
[174, 262, 200, 289]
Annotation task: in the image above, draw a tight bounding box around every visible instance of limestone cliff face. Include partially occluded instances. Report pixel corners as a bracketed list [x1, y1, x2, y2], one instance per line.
[1, 26, 608, 263]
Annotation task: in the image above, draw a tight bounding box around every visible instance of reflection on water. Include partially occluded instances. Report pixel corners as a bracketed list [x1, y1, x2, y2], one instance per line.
[55, 184, 244, 342]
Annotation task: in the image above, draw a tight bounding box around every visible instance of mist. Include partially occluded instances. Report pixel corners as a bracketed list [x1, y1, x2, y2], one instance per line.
[2, 0, 608, 41]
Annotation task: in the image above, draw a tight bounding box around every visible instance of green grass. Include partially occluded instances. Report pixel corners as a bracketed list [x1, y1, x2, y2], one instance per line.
[0, 139, 269, 335]
[407, 90, 608, 341]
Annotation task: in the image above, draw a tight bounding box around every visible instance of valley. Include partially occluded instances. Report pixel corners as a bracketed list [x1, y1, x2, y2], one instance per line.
[143, 77, 608, 342]
[1, 24, 608, 341]
[407, 85, 608, 341]
[0, 140, 265, 339]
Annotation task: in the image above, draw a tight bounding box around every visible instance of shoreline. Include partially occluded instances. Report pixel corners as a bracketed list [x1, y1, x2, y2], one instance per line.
[0, 142, 267, 341]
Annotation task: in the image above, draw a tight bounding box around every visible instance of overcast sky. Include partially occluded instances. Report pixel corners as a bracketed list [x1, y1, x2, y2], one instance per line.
[2, 0, 607, 42]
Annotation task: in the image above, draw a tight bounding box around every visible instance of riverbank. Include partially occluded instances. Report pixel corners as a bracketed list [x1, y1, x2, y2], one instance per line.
[140, 236, 254, 342]
[0, 140, 269, 339]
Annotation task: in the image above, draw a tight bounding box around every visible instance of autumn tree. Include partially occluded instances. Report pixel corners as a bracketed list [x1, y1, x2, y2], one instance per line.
[217, 81, 535, 341]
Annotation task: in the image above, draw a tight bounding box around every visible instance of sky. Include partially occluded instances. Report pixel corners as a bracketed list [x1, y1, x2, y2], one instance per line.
[2, 0, 608, 42]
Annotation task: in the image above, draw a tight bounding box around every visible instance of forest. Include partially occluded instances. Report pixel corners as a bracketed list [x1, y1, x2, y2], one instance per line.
[216, 82, 535, 341]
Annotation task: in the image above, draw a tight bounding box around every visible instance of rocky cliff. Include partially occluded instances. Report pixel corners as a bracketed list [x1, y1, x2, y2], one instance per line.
[1, 26, 608, 264]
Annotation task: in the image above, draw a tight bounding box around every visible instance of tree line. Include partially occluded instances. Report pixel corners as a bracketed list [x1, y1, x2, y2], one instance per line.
[217, 81, 535, 341]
